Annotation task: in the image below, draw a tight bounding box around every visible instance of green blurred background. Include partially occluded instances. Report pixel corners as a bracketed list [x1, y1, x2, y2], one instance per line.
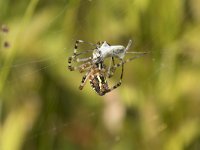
[0, 0, 200, 150]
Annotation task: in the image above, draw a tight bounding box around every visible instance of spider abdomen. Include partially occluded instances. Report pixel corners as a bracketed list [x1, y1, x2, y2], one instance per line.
[89, 74, 110, 96]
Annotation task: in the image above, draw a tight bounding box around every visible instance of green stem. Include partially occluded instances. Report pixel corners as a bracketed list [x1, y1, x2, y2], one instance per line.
[0, 0, 39, 95]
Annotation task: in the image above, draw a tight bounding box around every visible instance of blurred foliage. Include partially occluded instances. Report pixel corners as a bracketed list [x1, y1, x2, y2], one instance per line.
[0, 0, 200, 150]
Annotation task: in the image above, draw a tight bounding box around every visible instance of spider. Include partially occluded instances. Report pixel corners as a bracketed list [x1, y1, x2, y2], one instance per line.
[68, 40, 148, 95]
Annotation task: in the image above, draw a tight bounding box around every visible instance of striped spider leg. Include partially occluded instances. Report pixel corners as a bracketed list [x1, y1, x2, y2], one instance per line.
[68, 40, 96, 72]
[68, 40, 107, 73]
[79, 62, 123, 96]
[107, 52, 148, 78]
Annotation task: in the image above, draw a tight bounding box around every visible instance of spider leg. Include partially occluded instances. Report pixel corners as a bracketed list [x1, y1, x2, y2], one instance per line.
[110, 62, 124, 90]
[104, 62, 124, 95]
[68, 40, 96, 71]
[68, 51, 94, 71]
[107, 57, 112, 77]
[78, 61, 93, 72]
[108, 53, 148, 77]
[79, 71, 91, 90]
[68, 61, 92, 72]
[112, 57, 115, 65]
[107, 57, 115, 78]
[78, 40, 97, 47]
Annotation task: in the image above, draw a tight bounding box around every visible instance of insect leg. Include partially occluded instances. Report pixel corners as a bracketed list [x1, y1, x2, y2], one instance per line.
[126, 51, 149, 54]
